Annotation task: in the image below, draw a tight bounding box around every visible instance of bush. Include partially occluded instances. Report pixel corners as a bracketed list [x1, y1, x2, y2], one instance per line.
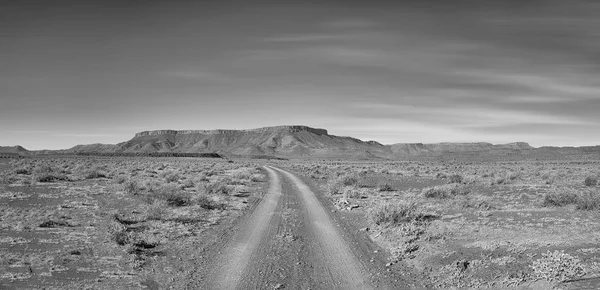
[377, 182, 394, 192]
[114, 175, 127, 184]
[145, 200, 168, 220]
[340, 174, 359, 186]
[144, 185, 192, 207]
[531, 250, 585, 282]
[574, 191, 600, 210]
[422, 184, 469, 199]
[369, 201, 422, 226]
[161, 171, 180, 183]
[542, 189, 579, 207]
[84, 168, 106, 179]
[344, 190, 362, 199]
[232, 170, 251, 180]
[14, 168, 31, 175]
[584, 176, 598, 187]
[196, 194, 225, 210]
[204, 180, 231, 195]
[32, 166, 68, 183]
[124, 179, 141, 195]
[250, 174, 263, 182]
[181, 178, 195, 189]
[327, 179, 344, 195]
[448, 174, 463, 184]
[543, 188, 600, 210]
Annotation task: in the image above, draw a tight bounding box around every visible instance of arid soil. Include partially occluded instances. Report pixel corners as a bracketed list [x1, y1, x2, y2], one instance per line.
[0, 157, 267, 289]
[283, 159, 600, 289]
[2, 157, 600, 289]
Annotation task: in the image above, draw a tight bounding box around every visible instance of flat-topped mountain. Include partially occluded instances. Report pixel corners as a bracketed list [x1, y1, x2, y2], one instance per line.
[59, 125, 541, 159]
[8, 125, 598, 160]
[389, 142, 533, 156]
[65, 125, 391, 158]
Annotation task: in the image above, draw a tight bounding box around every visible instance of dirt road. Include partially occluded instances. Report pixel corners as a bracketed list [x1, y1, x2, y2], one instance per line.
[204, 166, 398, 289]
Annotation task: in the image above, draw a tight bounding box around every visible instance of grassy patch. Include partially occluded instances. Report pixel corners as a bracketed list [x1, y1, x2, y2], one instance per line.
[369, 201, 427, 226]
[422, 184, 470, 199]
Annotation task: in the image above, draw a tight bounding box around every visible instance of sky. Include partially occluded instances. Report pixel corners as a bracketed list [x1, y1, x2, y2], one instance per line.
[1, 0, 600, 150]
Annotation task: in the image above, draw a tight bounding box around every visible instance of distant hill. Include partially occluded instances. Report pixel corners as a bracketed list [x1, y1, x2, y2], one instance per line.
[64, 126, 392, 159]
[0, 145, 29, 154]
[4, 125, 599, 160]
[388, 142, 533, 156]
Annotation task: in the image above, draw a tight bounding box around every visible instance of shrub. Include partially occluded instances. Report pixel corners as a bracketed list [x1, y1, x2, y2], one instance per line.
[124, 179, 141, 195]
[181, 178, 195, 189]
[422, 184, 469, 199]
[531, 250, 585, 282]
[14, 168, 31, 175]
[232, 169, 251, 180]
[584, 176, 598, 187]
[204, 180, 231, 195]
[161, 171, 180, 183]
[0, 173, 18, 185]
[145, 185, 192, 207]
[32, 166, 68, 183]
[377, 182, 394, 192]
[340, 174, 359, 186]
[250, 174, 263, 182]
[344, 190, 362, 199]
[370, 201, 422, 226]
[84, 168, 106, 179]
[574, 191, 600, 210]
[145, 200, 168, 220]
[327, 179, 344, 195]
[543, 188, 600, 210]
[196, 194, 225, 210]
[542, 189, 579, 207]
[114, 175, 127, 184]
[448, 174, 463, 184]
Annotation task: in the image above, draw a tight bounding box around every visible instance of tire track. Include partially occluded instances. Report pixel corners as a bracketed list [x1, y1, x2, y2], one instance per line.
[211, 166, 282, 290]
[270, 166, 373, 290]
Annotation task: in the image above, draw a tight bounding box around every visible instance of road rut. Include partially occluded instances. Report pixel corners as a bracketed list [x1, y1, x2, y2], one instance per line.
[207, 166, 377, 289]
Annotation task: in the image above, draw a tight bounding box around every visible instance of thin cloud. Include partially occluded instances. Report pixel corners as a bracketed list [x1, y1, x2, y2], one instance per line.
[161, 70, 233, 82]
[323, 19, 377, 29]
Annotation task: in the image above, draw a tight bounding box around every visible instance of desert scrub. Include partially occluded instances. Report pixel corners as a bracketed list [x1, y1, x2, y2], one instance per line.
[327, 179, 344, 195]
[32, 166, 68, 183]
[144, 200, 169, 220]
[232, 169, 252, 180]
[83, 167, 107, 179]
[492, 171, 520, 185]
[377, 181, 394, 192]
[543, 188, 600, 210]
[370, 201, 424, 226]
[160, 170, 180, 183]
[422, 184, 469, 199]
[204, 180, 231, 195]
[327, 173, 360, 195]
[145, 185, 192, 207]
[14, 167, 31, 175]
[196, 194, 225, 210]
[123, 179, 141, 195]
[250, 173, 264, 182]
[584, 176, 598, 187]
[447, 174, 463, 184]
[114, 175, 127, 184]
[531, 250, 585, 282]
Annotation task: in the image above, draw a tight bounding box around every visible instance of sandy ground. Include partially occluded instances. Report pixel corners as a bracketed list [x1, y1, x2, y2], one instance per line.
[201, 166, 404, 289]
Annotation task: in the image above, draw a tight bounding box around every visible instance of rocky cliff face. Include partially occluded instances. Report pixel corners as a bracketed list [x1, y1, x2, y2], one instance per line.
[134, 126, 328, 138]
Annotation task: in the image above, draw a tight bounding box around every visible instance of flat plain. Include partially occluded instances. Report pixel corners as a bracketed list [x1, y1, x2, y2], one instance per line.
[1, 156, 600, 289]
